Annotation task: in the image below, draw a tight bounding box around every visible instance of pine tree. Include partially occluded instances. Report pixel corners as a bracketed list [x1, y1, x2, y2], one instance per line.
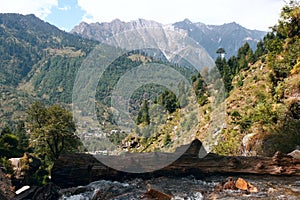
[136, 100, 150, 125]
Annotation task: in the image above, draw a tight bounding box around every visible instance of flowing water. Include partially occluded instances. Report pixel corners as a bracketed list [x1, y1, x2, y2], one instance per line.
[59, 175, 300, 200]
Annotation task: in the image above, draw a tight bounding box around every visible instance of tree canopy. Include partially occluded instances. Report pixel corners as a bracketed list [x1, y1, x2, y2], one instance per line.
[216, 47, 226, 54]
[26, 102, 82, 161]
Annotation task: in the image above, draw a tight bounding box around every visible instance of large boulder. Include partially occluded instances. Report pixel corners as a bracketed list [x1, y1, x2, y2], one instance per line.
[288, 150, 300, 159]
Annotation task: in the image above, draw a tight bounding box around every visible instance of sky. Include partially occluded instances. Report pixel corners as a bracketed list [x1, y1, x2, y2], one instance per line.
[0, 0, 286, 31]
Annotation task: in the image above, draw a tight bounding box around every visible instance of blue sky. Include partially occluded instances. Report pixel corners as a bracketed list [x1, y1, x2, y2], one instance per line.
[45, 0, 86, 31]
[0, 0, 286, 31]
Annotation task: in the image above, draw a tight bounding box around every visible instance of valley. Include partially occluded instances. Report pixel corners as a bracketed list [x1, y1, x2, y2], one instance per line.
[0, 1, 300, 199]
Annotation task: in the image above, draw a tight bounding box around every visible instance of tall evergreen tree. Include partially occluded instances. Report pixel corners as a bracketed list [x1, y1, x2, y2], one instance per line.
[136, 100, 150, 125]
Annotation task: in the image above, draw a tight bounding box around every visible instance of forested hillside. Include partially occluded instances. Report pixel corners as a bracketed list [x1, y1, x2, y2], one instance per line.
[1, 1, 300, 161]
[0, 13, 97, 127]
[0, 13, 95, 86]
[198, 1, 300, 156]
[0, 2, 300, 194]
[120, 1, 300, 156]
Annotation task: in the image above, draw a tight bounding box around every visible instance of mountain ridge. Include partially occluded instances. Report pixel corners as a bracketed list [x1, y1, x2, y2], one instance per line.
[0, 13, 98, 127]
[71, 18, 266, 59]
[0, 13, 97, 86]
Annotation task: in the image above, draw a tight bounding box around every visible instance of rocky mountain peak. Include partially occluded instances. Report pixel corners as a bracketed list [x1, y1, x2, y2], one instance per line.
[70, 18, 265, 59]
[183, 18, 193, 24]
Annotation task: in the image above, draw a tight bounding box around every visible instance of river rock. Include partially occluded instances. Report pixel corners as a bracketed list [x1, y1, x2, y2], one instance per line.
[92, 189, 103, 200]
[235, 178, 248, 190]
[247, 182, 258, 193]
[288, 150, 300, 159]
[268, 187, 277, 193]
[214, 182, 224, 192]
[59, 185, 91, 196]
[220, 177, 258, 193]
[144, 184, 173, 200]
[234, 177, 258, 193]
[223, 177, 236, 190]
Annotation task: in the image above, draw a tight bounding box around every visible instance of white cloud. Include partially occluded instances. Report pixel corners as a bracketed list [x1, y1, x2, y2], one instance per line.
[0, 0, 58, 19]
[58, 5, 71, 11]
[77, 0, 285, 31]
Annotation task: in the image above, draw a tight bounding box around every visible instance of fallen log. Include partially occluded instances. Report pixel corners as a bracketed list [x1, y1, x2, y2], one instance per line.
[52, 139, 300, 188]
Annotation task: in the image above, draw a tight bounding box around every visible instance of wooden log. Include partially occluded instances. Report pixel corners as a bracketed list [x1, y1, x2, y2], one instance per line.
[51, 139, 300, 188]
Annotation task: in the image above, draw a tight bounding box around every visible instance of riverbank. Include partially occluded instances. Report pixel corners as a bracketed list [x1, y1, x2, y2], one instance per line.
[58, 175, 300, 199]
[8, 139, 300, 199]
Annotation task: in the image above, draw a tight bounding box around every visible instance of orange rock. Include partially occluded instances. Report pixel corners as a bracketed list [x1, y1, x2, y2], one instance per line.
[235, 178, 248, 191]
[248, 183, 258, 193]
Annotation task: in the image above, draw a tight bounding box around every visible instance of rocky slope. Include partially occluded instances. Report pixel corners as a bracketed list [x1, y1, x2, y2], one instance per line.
[71, 18, 266, 59]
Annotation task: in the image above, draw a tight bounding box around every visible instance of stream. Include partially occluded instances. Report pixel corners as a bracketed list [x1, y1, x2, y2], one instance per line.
[59, 175, 300, 200]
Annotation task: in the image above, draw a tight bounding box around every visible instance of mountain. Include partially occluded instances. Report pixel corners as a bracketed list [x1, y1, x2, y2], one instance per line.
[0, 14, 202, 130]
[71, 18, 266, 59]
[0, 13, 98, 126]
[1, 4, 299, 158]
[173, 19, 266, 59]
[71, 18, 162, 42]
[1, 6, 300, 195]
[0, 13, 96, 86]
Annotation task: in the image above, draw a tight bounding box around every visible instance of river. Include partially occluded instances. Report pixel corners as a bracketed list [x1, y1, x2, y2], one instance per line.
[59, 175, 300, 200]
